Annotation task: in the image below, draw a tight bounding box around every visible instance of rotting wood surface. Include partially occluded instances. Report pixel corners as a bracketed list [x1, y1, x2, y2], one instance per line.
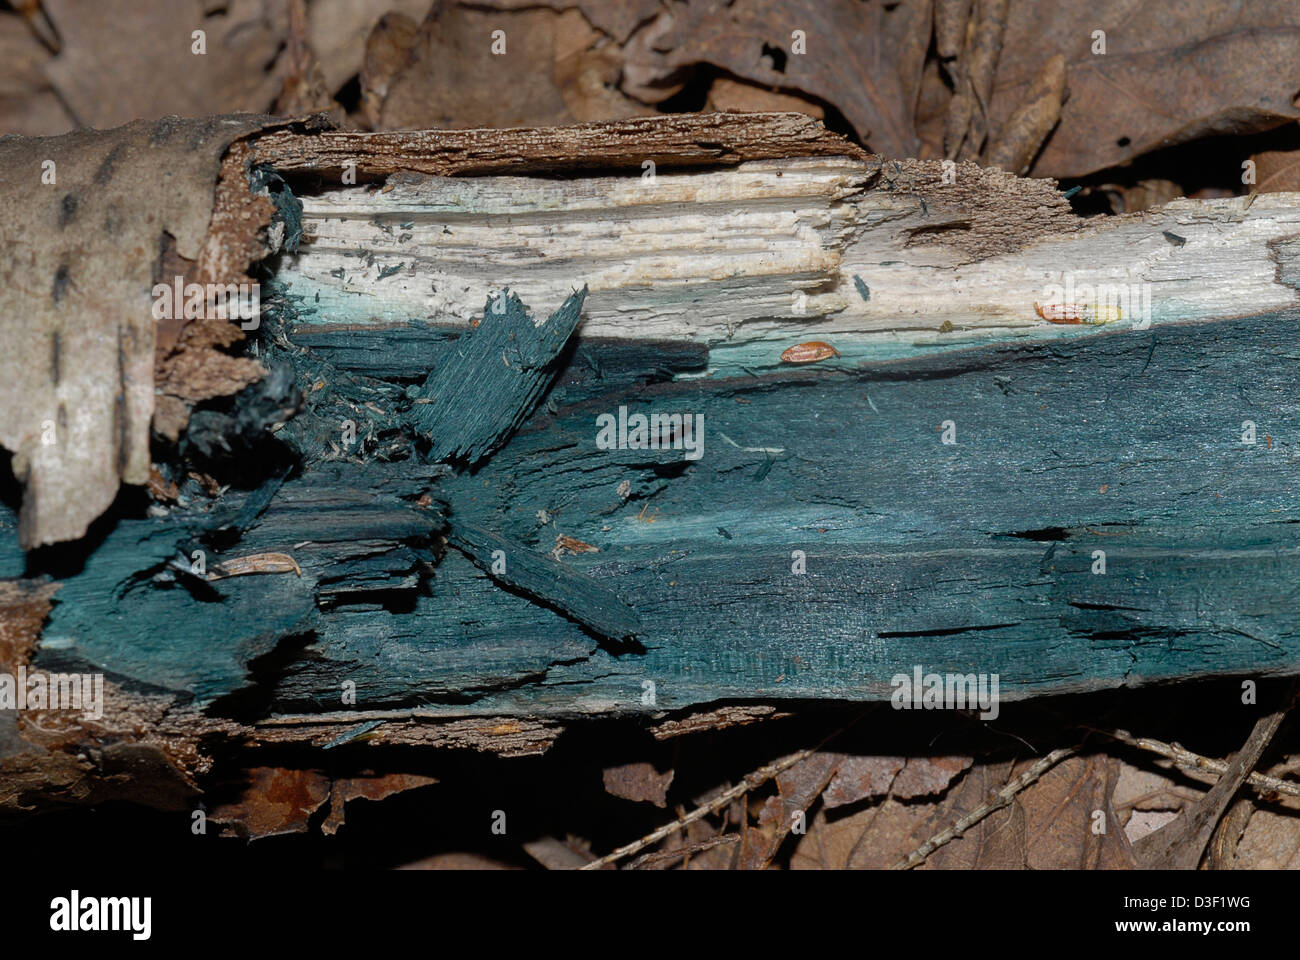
[3, 113, 1300, 811]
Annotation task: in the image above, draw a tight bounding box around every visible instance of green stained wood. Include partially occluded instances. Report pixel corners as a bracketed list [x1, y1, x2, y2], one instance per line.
[11, 307, 1300, 719]
[410, 286, 588, 465]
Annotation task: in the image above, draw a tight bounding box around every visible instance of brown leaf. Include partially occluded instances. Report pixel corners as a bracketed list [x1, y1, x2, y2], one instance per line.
[524, 835, 597, 869]
[988, 1, 1300, 177]
[1113, 757, 1204, 843]
[322, 772, 438, 836]
[477, 0, 666, 44]
[1132, 692, 1296, 869]
[823, 755, 905, 808]
[271, 0, 337, 118]
[379, 3, 575, 129]
[934, 0, 973, 61]
[0, 12, 73, 135]
[943, 0, 1009, 160]
[1232, 763, 1300, 869]
[641, 0, 932, 158]
[917, 758, 1025, 869]
[359, 12, 423, 130]
[42, 0, 288, 129]
[789, 756, 972, 870]
[890, 754, 973, 799]
[792, 751, 1133, 870]
[307, 0, 434, 95]
[916, 57, 953, 160]
[986, 53, 1065, 175]
[1016, 753, 1134, 869]
[735, 750, 843, 869]
[1252, 123, 1300, 193]
[211, 767, 331, 838]
[603, 761, 674, 807]
[706, 75, 825, 119]
[552, 10, 656, 122]
[1094, 179, 1185, 215]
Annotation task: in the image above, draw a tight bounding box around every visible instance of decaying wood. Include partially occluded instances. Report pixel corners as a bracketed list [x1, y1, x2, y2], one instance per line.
[0, 115, 276, 548]
[250, 110, 870, 178]
[6, 111, 1300, 814]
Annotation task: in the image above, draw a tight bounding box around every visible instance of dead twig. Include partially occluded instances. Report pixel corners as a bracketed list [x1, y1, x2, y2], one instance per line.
[1095, 727, 1300, 799]
[1130, 683, 1298, 870]
[627, 834, 740, 870]
[891, 746, 1079, 870]
[581, 716, 864, 870]
[579, 746, 821, 870]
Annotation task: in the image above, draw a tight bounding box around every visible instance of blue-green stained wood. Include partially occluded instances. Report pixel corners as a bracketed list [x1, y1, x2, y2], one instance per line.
[13, 310, 1300, 717]
[410, 286, 587, 464]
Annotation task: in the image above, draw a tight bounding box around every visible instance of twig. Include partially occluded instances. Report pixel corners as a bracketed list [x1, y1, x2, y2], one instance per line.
[579, 746, 820, 870]
[1130, 683, 1297, 869]
[627, 834, 740, 870]
[891, 746, 1079, 870]
[1097, 728, 1300, 799]
[580, 716, 863, 871]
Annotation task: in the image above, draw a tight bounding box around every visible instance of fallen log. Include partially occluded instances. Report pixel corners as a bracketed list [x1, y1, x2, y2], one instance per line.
[3, 112, 1300, 812]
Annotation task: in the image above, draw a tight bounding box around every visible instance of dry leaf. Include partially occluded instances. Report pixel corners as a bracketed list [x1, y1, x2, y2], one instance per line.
[552, 10, 656, 122]
[1132, 698, 1294, 869]
[706, 75, 825, 119]
[42, 0, 288, 129]
[989, 1, 1300, 177]
[322, 772, 438, 835]
[891, 754, 973, 799]
[823, 755, 905, 808]
[1014, 753, 1134, 869]
[638, 0, 932, 158]
[307, 0, 434, 95]
[379, 3, 576, 129]
[986, 53, 1065, 175]
[0, 12, 73, 135]
[916, 758, 1025, 869]
[211, 766, 331, 838]
[944, 0, 1009, 160]
[524, 835, 597, 869]
[934, 0, 973, 61]
[602, 761, 674, 807]
[1233, 776, 1300, 868]
[1096, 179, 1185, 215]
[359, 12, 423, 130]
[271, 0, 337, 117]
[736, 750, 844, 869]
[1252, 122, 1300, 193]
[915, 57, 953, 159]
[477, 0, 666, 44]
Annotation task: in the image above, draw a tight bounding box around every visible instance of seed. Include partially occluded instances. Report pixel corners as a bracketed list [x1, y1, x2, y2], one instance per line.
[207, 552, 302, 580]
[780, 341, 840, 363]
[1033, 302, 1121, 325]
